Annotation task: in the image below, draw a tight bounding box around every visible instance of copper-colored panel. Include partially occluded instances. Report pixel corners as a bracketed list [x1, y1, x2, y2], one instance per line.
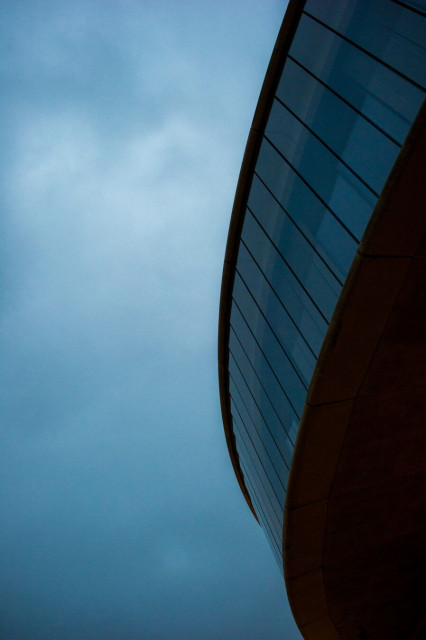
[331, 387, 426, 494]
[360, 257, 426, 396]
[284, 500, 327, 579]
[285, 400, 353, 508]
[299, 615, 341, 640]
[307, 256, 410, 406]
[286, 568, 328, 627]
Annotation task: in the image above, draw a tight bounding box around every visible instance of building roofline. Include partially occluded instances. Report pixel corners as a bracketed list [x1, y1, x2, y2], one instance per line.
[218, 0, 306, 520]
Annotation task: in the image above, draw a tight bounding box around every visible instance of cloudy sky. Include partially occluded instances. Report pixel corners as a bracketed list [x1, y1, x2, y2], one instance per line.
[0, 1, 302, 638]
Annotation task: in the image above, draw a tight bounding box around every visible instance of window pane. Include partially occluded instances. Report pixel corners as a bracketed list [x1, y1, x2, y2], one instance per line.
[276, 58, 400, 193]
[290, 13, 424, 144]
[230, 326, 295, 463]
[243, 195, 340, 321]
[266, 99, 368, 249]
[231, 301, 300, 444]
[236, 241, 316, 386]
[233, 271, 307, 415]
[304, 0, 426, 89]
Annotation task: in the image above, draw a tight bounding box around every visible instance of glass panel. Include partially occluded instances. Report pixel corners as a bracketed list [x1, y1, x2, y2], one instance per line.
[266, 99, 368, 251]
[231, 400, 284, 527]
[232, 271, 307, 416]
[240, 459, 283, 564]
[276, 58, 400, 193]
[241, 195, 328, 357]
[229, 355, 290, 491]
[236, 240, 316, 386]
[243, 197, 340, 322]
[234, 431, 283, 542]
[304, 0, 426, 89]
[241, 463, 283, 565]
[230, 301, 300, 444]
[290, 13, 425, 144]
[402, 1, 426, 14]
[230, 326, 295, 465]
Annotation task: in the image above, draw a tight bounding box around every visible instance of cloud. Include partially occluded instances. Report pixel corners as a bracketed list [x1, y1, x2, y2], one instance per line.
[0, 1, 302, 639]
[4, 101, 234, 353]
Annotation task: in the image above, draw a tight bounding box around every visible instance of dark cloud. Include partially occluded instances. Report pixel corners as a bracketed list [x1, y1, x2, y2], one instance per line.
[0, 1, 301, 638]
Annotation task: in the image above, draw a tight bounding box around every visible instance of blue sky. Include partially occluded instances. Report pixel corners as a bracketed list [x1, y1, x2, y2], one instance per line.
[0, 1, 302, 638]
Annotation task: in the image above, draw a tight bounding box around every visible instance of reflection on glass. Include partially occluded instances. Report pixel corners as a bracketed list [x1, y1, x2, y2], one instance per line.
[304, 0, 426, 89]
[290, 14, 424, 144]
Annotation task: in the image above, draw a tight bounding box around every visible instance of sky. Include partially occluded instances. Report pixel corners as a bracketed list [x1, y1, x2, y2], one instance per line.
[0, 1, 302, 638]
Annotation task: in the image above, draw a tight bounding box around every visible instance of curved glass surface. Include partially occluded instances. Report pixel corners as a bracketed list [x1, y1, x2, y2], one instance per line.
[227, 0, 426, 563]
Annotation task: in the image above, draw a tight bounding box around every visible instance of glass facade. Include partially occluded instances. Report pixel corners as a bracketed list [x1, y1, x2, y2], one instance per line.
[225, 0, 426, 563]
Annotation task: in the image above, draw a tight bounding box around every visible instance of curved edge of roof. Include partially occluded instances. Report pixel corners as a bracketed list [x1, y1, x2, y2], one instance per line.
[218, 0, 306, 521]
[283, 99, 426, 638]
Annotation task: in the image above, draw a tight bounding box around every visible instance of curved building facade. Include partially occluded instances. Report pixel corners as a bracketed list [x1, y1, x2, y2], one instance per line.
[219, 1, 426, 638]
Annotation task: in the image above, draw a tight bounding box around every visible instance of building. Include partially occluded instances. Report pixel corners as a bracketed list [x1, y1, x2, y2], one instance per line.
[218, 1, 426, 638]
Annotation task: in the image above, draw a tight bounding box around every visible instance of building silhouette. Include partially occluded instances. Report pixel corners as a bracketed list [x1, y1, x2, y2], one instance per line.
[218, 1, 426, 638]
